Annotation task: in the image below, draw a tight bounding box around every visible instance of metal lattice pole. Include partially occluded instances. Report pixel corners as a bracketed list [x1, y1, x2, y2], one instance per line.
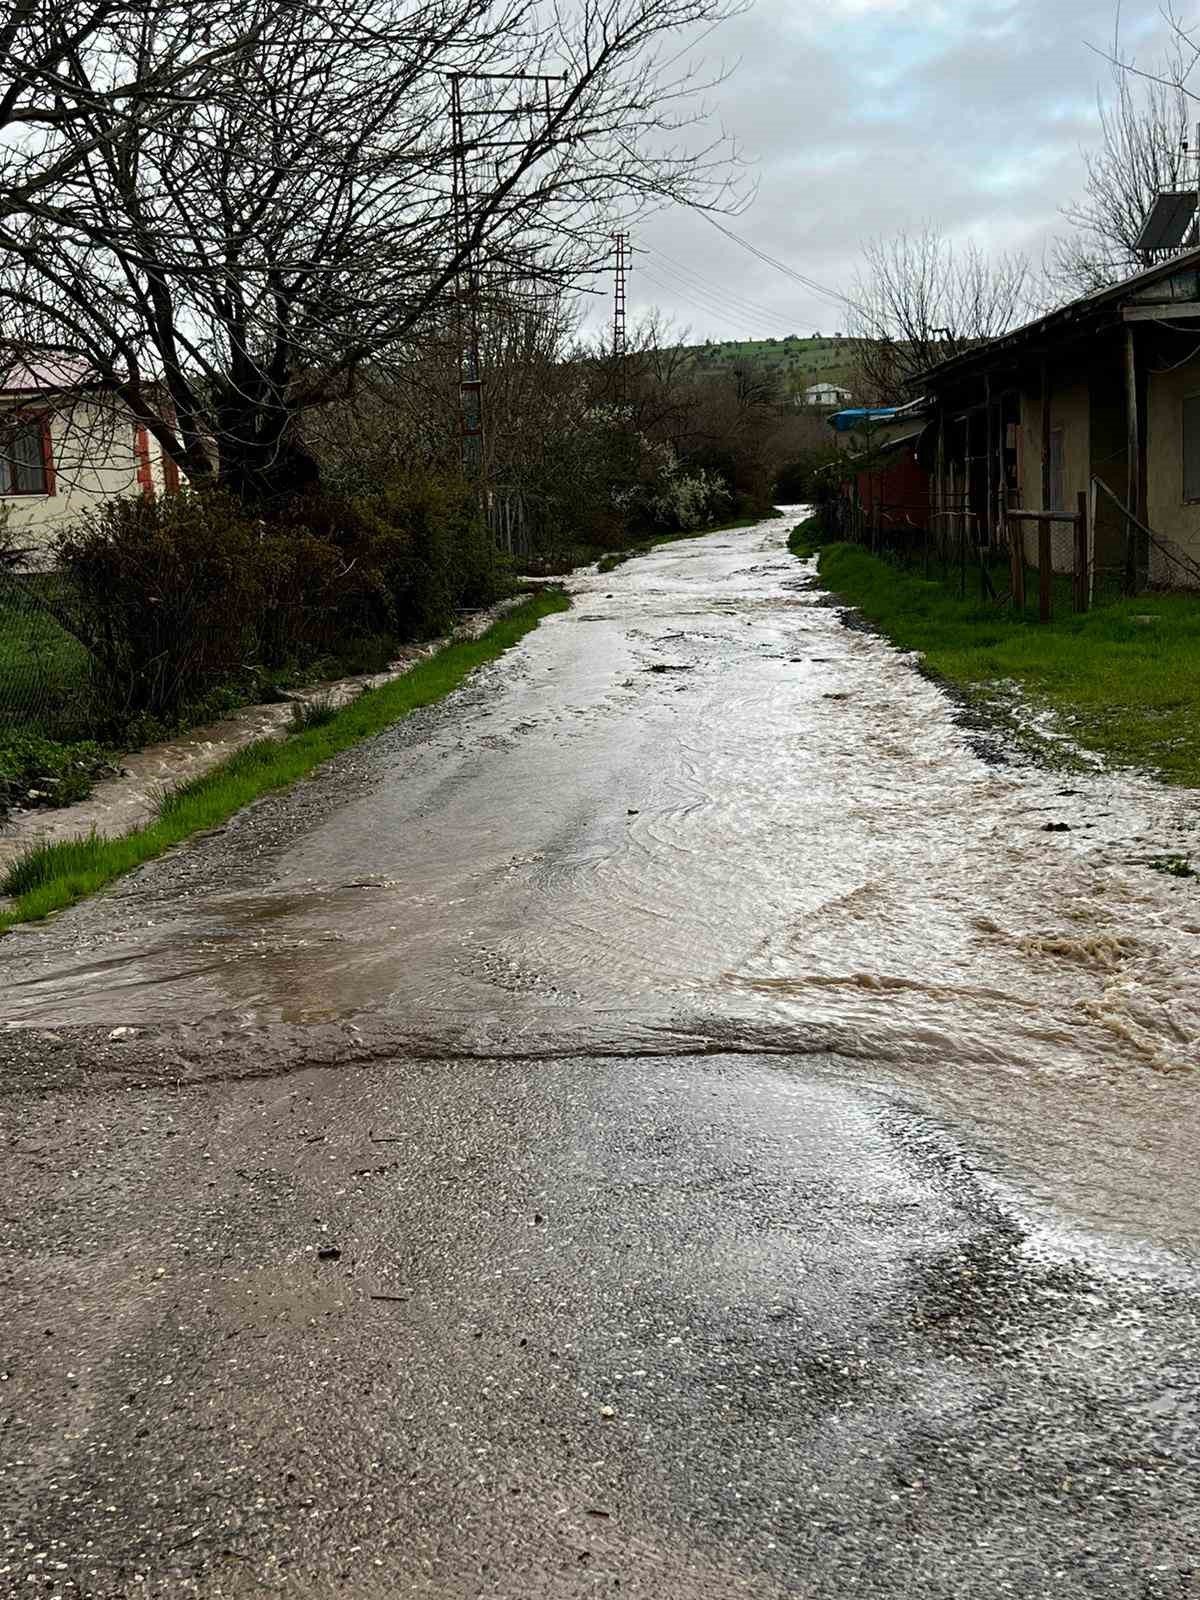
[612, 231, 629, 402]
[446, 69, 568, 481]
[449, 74, 483, 477]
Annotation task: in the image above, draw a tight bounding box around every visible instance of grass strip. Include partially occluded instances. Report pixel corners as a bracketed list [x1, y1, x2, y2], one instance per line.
[0, 589, 570, 931]
[790, 518, 1200, 788]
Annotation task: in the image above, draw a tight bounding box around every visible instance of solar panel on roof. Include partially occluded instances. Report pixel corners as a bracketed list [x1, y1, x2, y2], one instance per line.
[1135, 190, 1198, 253]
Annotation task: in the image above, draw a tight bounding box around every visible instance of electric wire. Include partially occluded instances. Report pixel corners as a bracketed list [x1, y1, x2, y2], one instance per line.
[700, 215, 857, 313]
[639, 244, 812, 332]
[635, 262, 805, 338]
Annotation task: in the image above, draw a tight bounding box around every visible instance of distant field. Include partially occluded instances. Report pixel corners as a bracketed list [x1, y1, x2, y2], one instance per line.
[681, 335, 859, 390]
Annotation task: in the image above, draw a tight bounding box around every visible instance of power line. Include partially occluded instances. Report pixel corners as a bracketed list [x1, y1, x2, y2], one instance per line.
[635, 262, 807, 339]
[700, 216, 857, 313]
[639, 245, 810, 333]
[635, 265, 751, 329]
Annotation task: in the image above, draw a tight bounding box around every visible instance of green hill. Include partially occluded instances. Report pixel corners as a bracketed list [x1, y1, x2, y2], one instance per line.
[681, 336, 859, 399]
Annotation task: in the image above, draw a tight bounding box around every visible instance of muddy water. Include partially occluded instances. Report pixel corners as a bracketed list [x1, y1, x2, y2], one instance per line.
[3, 513, 1199, 1250]
[0, 598, 526, 874]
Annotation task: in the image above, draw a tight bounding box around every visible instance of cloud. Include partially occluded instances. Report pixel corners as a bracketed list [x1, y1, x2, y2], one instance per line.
[596, 0, 1180, 341]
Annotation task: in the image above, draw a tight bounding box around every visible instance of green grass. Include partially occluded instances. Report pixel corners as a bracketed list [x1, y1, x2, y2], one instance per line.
[1149, 854, 1197, 878]
[798, 527, 1200, 787]
[287, 692, 340, 732]
[0, 589, 570, 930]
[684, 336, 857, 388]
[0, 590, 93, 736]
[787, 517, 825, 561]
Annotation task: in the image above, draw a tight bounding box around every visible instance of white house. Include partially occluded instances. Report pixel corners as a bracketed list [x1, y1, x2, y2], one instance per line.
[802, 381, 853, 409]
[1, 360, 179, 556]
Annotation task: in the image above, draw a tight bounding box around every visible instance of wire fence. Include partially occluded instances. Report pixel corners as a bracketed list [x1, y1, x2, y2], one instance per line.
[0, 565, 96, 741]
[819, 479, 1200, 616]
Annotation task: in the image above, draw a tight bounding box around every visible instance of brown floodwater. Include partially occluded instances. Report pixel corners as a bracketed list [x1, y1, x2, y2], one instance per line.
[2, 512, 1199, 1253]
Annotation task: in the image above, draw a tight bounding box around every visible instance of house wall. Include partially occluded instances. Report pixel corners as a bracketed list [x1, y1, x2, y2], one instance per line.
[1, 397, 175, 557]
[1146, 359, 1200, 585]
[1017, 376, 1089, 573]
[857, 454, 929, 521]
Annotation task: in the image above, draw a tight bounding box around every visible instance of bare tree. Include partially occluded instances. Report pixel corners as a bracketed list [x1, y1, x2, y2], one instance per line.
[0, 0, 744, 502]
[847, 227, 1034, 401]
[1051, 32, 1193, 296]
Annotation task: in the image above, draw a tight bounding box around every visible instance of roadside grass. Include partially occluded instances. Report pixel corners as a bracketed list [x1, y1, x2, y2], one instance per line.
[287, 692, 340, 732]
[0, 589, 569, 931]
[795, 521, 1200, 788]
[787, 517, 826, 561]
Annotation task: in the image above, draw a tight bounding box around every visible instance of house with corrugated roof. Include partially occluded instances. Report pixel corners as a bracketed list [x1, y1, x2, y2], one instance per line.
[917, 247, 1200, 588]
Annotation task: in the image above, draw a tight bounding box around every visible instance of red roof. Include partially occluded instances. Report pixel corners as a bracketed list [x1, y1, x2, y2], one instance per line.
[0, 355, 101, 394]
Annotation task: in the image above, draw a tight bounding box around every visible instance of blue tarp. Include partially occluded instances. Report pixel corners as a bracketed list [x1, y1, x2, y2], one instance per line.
[827, 408, 900, 432]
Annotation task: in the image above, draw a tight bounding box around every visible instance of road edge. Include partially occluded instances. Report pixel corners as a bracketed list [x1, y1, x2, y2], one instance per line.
[0, 588, 570, 934]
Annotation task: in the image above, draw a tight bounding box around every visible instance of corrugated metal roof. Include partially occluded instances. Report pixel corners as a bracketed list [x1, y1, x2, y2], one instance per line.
[918, 244, 1200, 385]
[0, 355, 101, 394]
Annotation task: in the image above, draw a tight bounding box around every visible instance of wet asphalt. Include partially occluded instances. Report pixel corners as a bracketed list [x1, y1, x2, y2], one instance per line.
[3, 517, 1200, 1597]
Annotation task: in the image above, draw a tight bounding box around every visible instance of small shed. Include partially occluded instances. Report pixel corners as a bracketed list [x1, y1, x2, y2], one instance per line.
[825, 399, 932, 546]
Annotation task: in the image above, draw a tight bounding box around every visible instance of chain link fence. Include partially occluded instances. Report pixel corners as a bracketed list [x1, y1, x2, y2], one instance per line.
[0, 564, 96, 741]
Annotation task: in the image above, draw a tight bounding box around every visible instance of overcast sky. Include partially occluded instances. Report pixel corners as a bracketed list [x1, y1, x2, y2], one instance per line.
[594, 0, 1182, 343]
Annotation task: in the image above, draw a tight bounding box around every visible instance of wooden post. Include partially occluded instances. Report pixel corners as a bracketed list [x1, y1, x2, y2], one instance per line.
[1040, 357, 1052, 514]
[1125, 325, 1140, 594]
[1088, 476, 1098, 608]
[1074, 490, 1089, 612]
[985, 374, 995, 548]
[936, 409, 946, 567]
[1006, 502, 1026, 612]
[1038, 519, 1053, 623]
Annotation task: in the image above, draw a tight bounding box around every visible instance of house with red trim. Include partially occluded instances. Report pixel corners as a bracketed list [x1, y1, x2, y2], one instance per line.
[0, 359, 180, 557]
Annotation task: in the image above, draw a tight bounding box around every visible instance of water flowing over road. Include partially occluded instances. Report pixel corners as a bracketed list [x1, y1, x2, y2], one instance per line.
[3, 514, 1199, 1596]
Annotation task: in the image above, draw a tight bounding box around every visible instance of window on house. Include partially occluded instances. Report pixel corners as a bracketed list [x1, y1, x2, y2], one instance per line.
[1183, 395, 1200, 502]
[0, 415, 49, 494]
[1048, 426, 1065, 511]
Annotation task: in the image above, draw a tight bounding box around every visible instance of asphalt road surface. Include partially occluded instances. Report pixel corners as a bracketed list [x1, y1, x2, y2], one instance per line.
[3, 514, 1199, 1598]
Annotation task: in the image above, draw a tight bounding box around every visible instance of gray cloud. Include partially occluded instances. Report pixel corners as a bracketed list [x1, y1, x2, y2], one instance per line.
[601, 0, 1180, 340]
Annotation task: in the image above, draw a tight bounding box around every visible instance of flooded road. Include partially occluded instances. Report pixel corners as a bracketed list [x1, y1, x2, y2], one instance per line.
[3, 512, 1198, 1249]
[4, 513, 1200, 1597]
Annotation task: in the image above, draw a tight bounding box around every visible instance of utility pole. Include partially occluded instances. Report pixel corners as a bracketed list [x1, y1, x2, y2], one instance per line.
[612, 231, 629, 403]
[447, 69, 567, 481]
[449, 74, 482, 475]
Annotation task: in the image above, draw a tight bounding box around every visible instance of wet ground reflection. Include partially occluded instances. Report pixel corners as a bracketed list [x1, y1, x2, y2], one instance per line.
[2, 513, 1198, 1250]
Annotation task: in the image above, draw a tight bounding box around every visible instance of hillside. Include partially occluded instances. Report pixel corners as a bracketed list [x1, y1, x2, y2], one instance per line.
[683, 335, 859, 397]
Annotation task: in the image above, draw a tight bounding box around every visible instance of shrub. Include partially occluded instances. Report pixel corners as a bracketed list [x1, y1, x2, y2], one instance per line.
[0, 732, 111, 813]
[347, 471, 509, 637]
[53, 492, 268, 723]
[648, 466, 732, 532]
[48, 470, 510, 733]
